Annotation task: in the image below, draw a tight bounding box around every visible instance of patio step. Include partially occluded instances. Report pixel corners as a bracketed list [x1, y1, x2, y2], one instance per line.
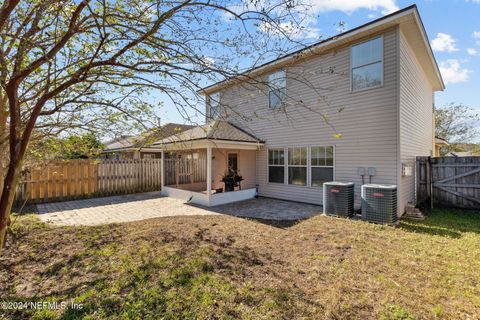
[402, 203, 425, 221]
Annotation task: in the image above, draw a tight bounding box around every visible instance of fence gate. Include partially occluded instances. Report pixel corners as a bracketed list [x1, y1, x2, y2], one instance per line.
[416, 156, 480, 209]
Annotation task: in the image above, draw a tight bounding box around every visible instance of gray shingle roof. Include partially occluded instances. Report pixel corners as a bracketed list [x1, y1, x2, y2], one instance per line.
[153, 120, 263, 145]
[103, 123, 194, 152]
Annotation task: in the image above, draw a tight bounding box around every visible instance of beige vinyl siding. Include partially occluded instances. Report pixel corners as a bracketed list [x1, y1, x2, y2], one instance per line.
[398, 29, 434, 215]
[218, 29, 399, 206]
[211, 149, 256, 190]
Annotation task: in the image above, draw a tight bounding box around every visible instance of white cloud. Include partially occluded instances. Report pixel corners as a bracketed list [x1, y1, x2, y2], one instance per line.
[467, 48, 478, 56]
[259, 21, 321, 40]
[431, 33, 459, 52]
[201, 56, 215, 67]
[230, 0, 399, 39]
[439, 59, 472, 84]
[308, 0, 399, 15]
[473, 31, 480, 45]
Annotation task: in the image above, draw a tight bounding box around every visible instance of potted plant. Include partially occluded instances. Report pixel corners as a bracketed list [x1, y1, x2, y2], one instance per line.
[221, 169, 243, 192]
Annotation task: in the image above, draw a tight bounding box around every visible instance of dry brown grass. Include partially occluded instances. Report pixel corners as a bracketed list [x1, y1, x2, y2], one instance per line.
[1, 208, 479, 319]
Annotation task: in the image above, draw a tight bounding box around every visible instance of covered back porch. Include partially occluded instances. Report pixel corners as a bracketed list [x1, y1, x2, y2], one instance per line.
[154, 121, 263, 207]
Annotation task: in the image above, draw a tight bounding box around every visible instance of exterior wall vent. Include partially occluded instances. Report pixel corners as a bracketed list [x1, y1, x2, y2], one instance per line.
[323, 182, 355, 217]
[361, 184, 398, 224]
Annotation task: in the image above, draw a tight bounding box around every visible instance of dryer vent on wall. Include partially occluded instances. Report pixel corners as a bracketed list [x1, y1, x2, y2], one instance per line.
[361, 184, 398, 225]
[323, 182, 355, 217]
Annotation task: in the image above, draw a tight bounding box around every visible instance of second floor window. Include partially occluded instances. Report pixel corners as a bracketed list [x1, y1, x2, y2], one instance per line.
[209, 92, 220, 119]
[268, 70, 286, 109]
[351, 36, 383, 91]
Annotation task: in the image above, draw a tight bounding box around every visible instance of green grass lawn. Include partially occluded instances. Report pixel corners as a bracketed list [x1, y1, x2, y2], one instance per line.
[1, 208, 479, 319]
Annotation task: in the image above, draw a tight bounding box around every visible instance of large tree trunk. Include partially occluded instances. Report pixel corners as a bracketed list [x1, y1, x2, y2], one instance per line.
[0, 90, 7, 249]
[0, 159, 21, 249]
[0, 83, 26, 250]
[0, 79, 40, 250]
[0, 89, 6, 193]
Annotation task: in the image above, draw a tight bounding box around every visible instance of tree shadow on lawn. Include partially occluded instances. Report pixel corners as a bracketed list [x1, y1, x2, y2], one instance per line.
[1, 224, 318, 320]
[399, 207, 480, 238]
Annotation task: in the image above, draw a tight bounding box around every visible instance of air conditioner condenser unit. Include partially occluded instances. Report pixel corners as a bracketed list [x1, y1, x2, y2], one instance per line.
[361, 184, 398, 225]
[323, 182, 355, 217]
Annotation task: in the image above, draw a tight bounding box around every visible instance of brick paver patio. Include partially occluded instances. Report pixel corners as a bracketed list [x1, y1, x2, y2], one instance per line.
[36, 192, 322, 226]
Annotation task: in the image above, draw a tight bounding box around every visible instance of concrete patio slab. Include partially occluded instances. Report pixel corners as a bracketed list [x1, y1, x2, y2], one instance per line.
[36, 192, 323, 226]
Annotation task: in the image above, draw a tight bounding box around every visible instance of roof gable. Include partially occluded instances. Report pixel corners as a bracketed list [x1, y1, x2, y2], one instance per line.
[201, 5, 444, 94]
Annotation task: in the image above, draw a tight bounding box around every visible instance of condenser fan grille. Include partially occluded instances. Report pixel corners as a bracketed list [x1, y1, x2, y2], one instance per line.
[323, 182, 354, 217]
[361, 184, 397, 225]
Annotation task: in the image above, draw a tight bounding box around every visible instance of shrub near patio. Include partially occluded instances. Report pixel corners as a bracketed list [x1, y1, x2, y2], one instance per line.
[1, 209, 480, 319]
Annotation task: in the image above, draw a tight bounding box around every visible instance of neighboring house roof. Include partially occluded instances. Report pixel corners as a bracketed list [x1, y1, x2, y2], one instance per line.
[153, 120, 264, 145]
[435, 137, 450, 146]
[446, 151, 473, 157]
[103, 123, 194, 152]
[103, 136, 136, 151]
[200, 4, 444, 95]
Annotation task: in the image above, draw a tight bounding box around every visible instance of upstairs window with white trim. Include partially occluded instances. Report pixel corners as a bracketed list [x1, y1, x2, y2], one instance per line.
[288, 147, 307, 186]
[209, 92, 221, 119]
[310, 146, 334, 187]
[351, 36, 383, 91]
[268, 148, 285, 183]
[268, 70, 286, 109]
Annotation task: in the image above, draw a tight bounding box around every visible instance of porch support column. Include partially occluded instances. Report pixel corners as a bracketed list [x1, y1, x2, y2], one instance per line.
[206, 145, 212, 205]
[160, 150, 165, 193]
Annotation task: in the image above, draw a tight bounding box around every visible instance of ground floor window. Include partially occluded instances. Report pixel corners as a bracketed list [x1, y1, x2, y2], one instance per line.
[268, 148, 285, 183]
[288, 147, 307, 186]
[310, 146, 334, 187]
[268, 146, 334, 187]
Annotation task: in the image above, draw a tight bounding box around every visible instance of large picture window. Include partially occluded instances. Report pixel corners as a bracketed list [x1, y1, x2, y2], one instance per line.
[209, 92, 220, 119]
[288, 147, 307, 186]
[268, 70, 286, 109]
[311, 146, 334, 187]
[268, 148, 285, 183]
[351, 36, 383, 91]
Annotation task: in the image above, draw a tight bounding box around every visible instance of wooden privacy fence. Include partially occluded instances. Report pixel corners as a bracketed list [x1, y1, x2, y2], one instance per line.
[416, 156, 480, 209]
[164, 153, 207, 187]
[15, 159, 162, 204]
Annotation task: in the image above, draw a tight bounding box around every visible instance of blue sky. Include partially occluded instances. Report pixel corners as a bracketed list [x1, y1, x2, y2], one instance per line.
[302, 0, 480, 112]
[159, 0, 479, 138]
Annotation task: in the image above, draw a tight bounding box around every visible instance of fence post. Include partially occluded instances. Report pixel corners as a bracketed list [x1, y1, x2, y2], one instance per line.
[427, 156, 433, 209]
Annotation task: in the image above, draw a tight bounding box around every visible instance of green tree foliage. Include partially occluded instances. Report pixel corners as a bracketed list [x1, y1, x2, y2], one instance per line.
[29, 133, 104, 160]
[435, 103, 480, 155]
[435, 103, 480, 143]
[62, 134, 104, 159]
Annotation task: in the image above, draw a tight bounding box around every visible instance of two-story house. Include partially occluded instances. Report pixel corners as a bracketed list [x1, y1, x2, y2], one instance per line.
[153, 5, 444, 215]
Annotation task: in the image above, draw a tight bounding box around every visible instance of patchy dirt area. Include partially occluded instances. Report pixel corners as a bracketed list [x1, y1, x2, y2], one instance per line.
[1, 208, 480, 319]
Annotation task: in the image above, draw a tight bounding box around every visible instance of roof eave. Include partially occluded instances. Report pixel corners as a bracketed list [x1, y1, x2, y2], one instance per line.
[411, 10, 445, 91]
[153, 137, 265, 146]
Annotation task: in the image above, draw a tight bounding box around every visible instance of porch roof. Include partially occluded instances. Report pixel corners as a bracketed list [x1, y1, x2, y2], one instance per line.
[152, 120, 264, 150]
[102, 123, 195, 153]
